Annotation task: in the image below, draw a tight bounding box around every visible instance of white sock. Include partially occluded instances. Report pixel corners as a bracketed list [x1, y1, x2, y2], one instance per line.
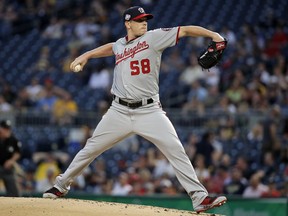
[191, 191, 207, 208]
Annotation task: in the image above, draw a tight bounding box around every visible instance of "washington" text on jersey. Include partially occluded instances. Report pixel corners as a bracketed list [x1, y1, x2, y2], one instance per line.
[116, 41, 149, 64]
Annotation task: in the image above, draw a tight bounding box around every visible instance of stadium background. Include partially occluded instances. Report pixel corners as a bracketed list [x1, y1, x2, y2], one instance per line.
[0, 0, 287, 215]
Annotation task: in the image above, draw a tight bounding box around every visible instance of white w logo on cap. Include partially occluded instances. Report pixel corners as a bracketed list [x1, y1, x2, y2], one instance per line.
[138, 7, 145, 13]
[125, 14, 131, 20]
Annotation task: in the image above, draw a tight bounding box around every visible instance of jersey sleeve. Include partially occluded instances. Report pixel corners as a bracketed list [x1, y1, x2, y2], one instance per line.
[112, 39, 122, 54]
[149, 27, 180, 51]
[112, 41, 117, 54]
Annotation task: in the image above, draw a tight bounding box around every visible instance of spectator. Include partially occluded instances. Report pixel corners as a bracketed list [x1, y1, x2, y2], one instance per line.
[36, 89, 57, 113]
[247, 122, 263, 142]
[179, 53, 205, 86]
[243, 172, 269, 198]
[220, 154, 232, 170]
[196, 131, 216, 167]
[133, 168, 154, 195]
[88, 64, 111, 89]
[40, 77, 68, 99]
[148, 148, 175, 178]
[87, 159, 107, 193]
[36, 167, 56, 192]
[14, 88, 35, 111]
[261, 179, 282, 198]
[52, 93, 78, 125]
[187, 80, 208, 102]
[247, 73, 268, 99]
[254, 62, 270, 86]
[25, 78, 44, 102]
[111, 172, 132, 195]
[158, 177, 178, 195]
[206, 165, 229, 194]
[182, 80, 208, 114]
[42, 17, 64, 39]
[235, 156, 252, 180]
[34, 154, 61, 188]
[225, 78, 247, 106]
[194, 154, 210, 183]
[204, 66, 221, 87]
[218, 116, 236, 144]
[248, 86, 268, 111]
[0, 95, 13, 113]
[264, 25, 288, 58]
[100, 179, 113, 195]
[73, 17, 100, 48]
[214, 95, 237, 114]
[223, 167, 247, 195]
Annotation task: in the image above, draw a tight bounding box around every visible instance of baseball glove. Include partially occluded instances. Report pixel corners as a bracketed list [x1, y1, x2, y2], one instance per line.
[198, 39, 227, 69]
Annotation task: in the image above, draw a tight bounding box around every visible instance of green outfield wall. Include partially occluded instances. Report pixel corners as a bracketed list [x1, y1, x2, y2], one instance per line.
[60, 193, 286, 216]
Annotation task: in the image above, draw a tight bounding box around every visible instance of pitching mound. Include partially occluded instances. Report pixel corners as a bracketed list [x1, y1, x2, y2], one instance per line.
[0, 197, 221, 216]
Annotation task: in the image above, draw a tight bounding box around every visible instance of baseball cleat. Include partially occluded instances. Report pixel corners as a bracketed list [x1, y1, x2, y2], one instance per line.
[43, 186, 67, 198]
[194, 196, 227, 214]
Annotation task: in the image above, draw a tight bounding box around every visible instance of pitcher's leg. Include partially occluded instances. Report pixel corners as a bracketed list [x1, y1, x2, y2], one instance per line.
[55, 108, 132, 192]
[134, 110, 207, 201]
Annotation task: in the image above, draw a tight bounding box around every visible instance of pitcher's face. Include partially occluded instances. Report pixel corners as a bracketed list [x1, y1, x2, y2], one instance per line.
[126, 17, 148, 37]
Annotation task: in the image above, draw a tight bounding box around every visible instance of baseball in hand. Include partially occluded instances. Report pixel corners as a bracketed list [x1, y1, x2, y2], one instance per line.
[74, 64, 82, 73]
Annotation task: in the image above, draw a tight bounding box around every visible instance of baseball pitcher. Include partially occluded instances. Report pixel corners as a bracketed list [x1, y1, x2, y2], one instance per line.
[43, 6, 227, 213]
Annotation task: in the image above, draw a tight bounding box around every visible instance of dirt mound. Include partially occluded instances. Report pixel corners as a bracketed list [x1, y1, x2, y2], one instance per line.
[0, 197, 222, 216]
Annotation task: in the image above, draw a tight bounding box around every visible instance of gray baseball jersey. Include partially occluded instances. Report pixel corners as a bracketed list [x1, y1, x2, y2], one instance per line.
[52, 26, 208, 207]
[112, 27, 180, 100]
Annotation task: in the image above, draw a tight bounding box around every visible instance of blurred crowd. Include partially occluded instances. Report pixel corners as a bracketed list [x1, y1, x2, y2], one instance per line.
[3, 128, 287, 198]
[0, 0, 288, 198]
